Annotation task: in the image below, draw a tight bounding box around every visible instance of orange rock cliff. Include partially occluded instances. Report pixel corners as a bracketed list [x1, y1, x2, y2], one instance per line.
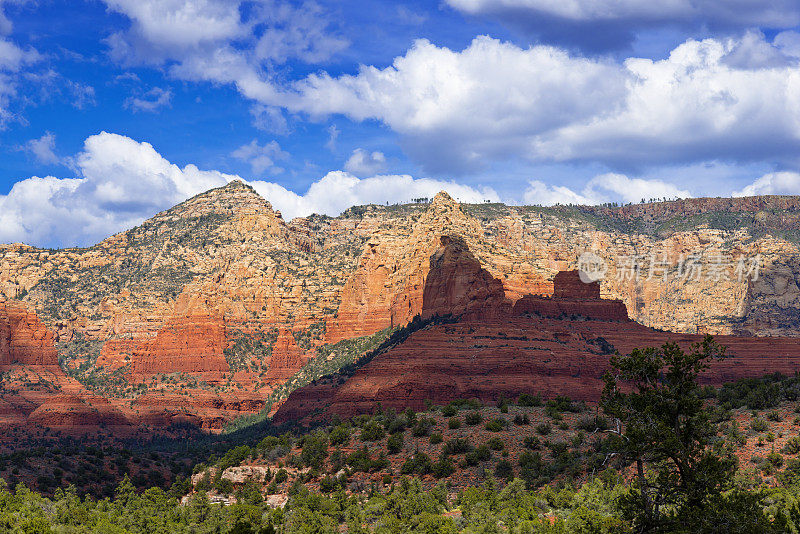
[2, 182, 800, 431]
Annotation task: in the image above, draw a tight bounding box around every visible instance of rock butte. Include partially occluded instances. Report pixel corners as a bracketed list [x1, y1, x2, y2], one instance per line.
[2, 182, 800, 431]
[271, 242, 800, 423]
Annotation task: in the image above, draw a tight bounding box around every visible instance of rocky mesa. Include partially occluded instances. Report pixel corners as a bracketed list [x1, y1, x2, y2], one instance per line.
[1, 182, 800, 431]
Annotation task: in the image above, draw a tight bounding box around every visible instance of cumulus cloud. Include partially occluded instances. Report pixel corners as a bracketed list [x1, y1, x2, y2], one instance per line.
[344, 149, 387, 176]
[0, 132, 235, 247]
[284, 33, 800, 173]
[732, 171, 800, 197]
[23, 132, 59, 165]
[0, 132, 498, 247]
[231, 139, 288, 175]
[446, 0, 800, 50]
[123, 86, 172, 112]
[523, 173, 691, 205]
[248, 172, 499, 221]
[102, 0, 346, 112]
[289, 36, 624, 173]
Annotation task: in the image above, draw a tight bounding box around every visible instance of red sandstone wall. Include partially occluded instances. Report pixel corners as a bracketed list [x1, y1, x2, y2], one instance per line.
[0, 302, 59, 368]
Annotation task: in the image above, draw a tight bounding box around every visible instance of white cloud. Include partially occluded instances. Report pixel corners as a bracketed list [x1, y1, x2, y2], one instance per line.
[283, 33, 800, 173]
[523, 173, 691, 205]
[732, 171, 800, 197]
[0, 132, 234, 247]
[289, 36, 624, 173]
[523, 180, 596, 205]
[248, 172, 499, 221]
[0, 132, 499, 247]
[0, 30, 39, 125]
[124, 86, 172, 113]
[231, 139, 288, 175]
[104, 0, 245, 63]
[23, 132, 59, 165]
[102, 0, 346, 122]
[446, 0, 800, 28]
[344, 148, 387, 176]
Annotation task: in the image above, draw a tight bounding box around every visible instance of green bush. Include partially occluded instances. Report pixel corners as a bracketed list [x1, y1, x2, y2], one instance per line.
[513, 414, 530, 426]
[495, 459, 514, 481]
[360, 422, 386, 442]
[430, 433, 443, 445]
[387, 433, 404, 454]
[448, 417, 462, 429]
[412, 417, 435, 437]
[329, 425, 350, 446]
[524, 436, 541, 450]
[482, 438, 500, 452]
[518, 393, 542, 407]
[443, 438, 472, 455]
[485, 418, 506, 432]
[751, 418, 769, 432]
[465, 411, 483, 425]
[274, 469, 288, 483]
[432, 454, 455, 479]
[401, 452, 432, 475]
[536, 423, 552, 435]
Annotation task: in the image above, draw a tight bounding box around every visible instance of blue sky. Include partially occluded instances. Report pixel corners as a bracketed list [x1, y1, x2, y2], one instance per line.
[1, 0, 800, 247]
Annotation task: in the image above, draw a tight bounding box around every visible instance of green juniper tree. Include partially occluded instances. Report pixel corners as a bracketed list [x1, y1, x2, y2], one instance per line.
[601, 335, 776, 533]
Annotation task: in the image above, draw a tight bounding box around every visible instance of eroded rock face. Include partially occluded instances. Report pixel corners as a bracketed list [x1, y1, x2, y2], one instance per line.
[274, 276, 800, 423]
[421, 235, 510, 320]
[129, 313, 229, 383]
[3, 182, 800, 431]
[0, 302, 59, 368]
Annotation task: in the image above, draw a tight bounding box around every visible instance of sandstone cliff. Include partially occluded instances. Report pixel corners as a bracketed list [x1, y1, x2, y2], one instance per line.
[1, 182, 800, 430]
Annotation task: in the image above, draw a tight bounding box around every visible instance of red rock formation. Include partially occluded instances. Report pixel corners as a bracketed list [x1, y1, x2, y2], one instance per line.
[422, 236, 510, 320]
[511, 270, 629, 321]
[0, 302, 59, 368]
[274, 267, 800, 423]
[128, 313, 229, 383]
[552, 270, 600, 299]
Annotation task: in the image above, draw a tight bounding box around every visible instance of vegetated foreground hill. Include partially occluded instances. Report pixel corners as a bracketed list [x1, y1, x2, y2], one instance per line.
[1, 181, 800, 432]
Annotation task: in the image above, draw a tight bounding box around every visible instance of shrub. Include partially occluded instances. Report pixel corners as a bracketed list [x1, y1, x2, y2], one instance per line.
[442, 404, 457, 417]
[768, 450, 784, 468]
[430, 433, 443, 445]
[751, 418, 769, 432]
[300, 431, 329, 469]
[274, 469, 288, 483]
[387, 433, 404, 454]
[577, 415, 609, 432]
[524, 436, 541, 450]
[412, 417, 435, 437]
[495, 459, 514, 481]
[513, 414, 530, 426]
[443, 438, 472, 455]
[401, 452, 432, 475]
[387, 418, 407, 434]
[464, 444, 492, 466]
[768, 411, 782, 422]
[329, 425, 350, 446]
[487, 437, 504, 451]
[485, 418, 506, 432]
[518, 393, 542, 407]
[433, 454, 455, 479]
[319, 476, 340, 493]
[360, 422, 386, 442]
[448, 417, 462, 429]
[536, 423, 552, 435]
[465, 411, 483, 426]
[784, 437, 800, 455]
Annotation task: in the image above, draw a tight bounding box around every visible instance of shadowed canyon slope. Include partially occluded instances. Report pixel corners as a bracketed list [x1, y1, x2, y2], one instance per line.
[2, 181, 800, 430]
